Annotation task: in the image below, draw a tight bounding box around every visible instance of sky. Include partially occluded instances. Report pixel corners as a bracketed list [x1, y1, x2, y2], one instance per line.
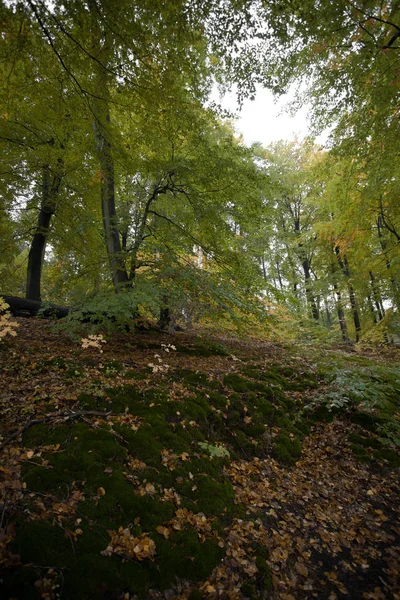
[213, 85, 318, 147]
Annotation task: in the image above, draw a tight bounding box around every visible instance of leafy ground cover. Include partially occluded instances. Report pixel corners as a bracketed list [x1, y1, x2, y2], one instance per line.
[0, 320, 399, 599]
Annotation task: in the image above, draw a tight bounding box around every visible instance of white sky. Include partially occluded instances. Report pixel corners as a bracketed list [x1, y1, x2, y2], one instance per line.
[213, 84, 317, 147]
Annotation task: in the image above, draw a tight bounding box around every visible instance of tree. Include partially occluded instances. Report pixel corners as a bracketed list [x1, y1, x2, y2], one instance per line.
[9, 0, 268, 292]
[257, 140, 323, 321]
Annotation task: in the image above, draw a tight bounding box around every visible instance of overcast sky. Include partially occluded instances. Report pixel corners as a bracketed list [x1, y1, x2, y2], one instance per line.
[212, 85, 316, 147]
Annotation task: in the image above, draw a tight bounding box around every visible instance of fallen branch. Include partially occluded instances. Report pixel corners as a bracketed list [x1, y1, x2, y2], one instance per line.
[1, 295, 71, 319]
[0, 410, 112, 451]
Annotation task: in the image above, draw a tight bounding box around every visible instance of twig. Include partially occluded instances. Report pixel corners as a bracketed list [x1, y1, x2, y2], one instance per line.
[0, 410, 112, 451]
[0, 501, 7, 529]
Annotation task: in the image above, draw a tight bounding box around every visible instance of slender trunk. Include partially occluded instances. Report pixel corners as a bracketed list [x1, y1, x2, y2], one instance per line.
[333, 283, 348, 342]
[331, 258, 349, 342]
[293, 215, 318, 321]
[377, 217, 400, 309]
[261, 256, 268, 282]
[91, 14, 128, 292]
[93, 107, 129, 291]
[275, 259, 284, 290]
[26, 165, 61, 301]
[367, 295, 377, 324]
[301, 257, 319, 321]
[323, 296, 332, 328]
[335, 247, 361, 342]
[369, 271, 384, 321]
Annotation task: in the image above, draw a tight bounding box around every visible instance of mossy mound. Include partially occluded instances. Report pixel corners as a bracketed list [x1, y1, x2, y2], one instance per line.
[6, 518, 225, 599]
[174, 369, 220, 389]
[273, 432, 302, 465]
[4, 333, 344, 599]
[348, 432, 383, 450]
[175, 339, 230, 356]
[349, 432, 400, 466]
[33, 356, 84, 378]
[15, 411, 234, 598]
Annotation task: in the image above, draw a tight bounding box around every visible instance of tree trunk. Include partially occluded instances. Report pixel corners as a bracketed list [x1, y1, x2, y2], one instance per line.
[26, 165, 62, 301]
[377, 217, 400, 309]
[333, 284, 349, 342]
[323, 296, 332, 328]
[367, 295, 377, 324]
[335, 247, 361, 342]
[301, 257, 319, 321]
[91, 12, 129, 292]
[369, 271, 384, 322]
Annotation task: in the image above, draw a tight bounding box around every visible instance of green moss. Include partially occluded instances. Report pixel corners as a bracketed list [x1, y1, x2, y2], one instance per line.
[241, 367, 261, 379]
[351, 411, 376, 431]
[259, 370, 285, 386]
[178, 473, 236, 516]
[176, 339, 230, 357]
[42, 357, 67, 370]
[255, 555, 272, 590]
[351, 411, 384, 433]
[10, 518, 153, 599]
[125, 370, 149, 380]
[207, 391, 227, 410]
[281, 367, 295, 378]
[241, 422, 266, 438]
[115, 425, 163, 465]
[223, 374, 268, 394]
[234, 430, 258, 457]
[274, 413, 293, 429]
[351, 443, 372, 462]
[308, 404, 335, 422]
[77, 393, 111, 411]
[348, 433, 383, 449]
[155, 530, 225, 588]
[281, 396, 296, 410]
[81, 481, 175, 530]
[175, 369, 219, 389]
[65, 366, 84, 378]
[13, 520, 74, 566]
[100, 359, 123, 373]
[373, 448, 400, 466]
[106, 384, 145, 412]
[295, 419, 311, 435]
[188, 590, 203, 600]
[255, 399, 275, 418]
[241, 582, 256, 598]
[223, 374, 251, 393]
[274, 433, 302, 465]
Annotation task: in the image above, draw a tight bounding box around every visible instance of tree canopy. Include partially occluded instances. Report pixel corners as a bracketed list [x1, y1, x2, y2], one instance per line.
[0, 0, 399, 343]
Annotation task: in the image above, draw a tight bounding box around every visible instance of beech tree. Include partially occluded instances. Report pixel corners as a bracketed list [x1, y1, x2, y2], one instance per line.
[4, 0, 267, 294]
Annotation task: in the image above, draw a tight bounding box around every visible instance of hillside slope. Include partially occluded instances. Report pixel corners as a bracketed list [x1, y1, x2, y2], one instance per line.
[0, 320, 399, 600]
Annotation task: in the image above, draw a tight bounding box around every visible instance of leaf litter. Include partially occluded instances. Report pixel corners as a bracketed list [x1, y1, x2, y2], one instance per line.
[0, 318, 399, 599]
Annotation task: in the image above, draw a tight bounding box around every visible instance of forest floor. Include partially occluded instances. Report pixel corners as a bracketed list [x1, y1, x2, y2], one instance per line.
[0, 319, 399, 600]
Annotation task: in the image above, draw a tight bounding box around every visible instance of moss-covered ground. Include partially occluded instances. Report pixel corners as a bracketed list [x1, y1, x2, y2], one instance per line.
[0, 321, 399, 599]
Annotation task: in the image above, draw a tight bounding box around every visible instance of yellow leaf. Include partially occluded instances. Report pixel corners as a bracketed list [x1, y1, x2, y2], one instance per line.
[295, 561, 309, 577]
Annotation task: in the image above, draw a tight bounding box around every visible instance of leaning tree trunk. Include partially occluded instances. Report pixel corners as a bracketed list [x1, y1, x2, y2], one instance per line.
[26, 165, 62, 302]
[91, 13, 129, 292]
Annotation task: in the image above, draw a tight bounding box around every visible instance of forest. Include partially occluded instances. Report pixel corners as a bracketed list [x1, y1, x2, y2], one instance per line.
[0, 1, 399, 599]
